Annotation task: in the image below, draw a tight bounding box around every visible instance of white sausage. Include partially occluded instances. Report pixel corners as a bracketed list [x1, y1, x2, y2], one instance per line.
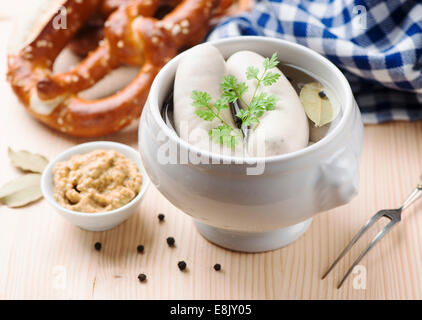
[226, 51, 309, 157]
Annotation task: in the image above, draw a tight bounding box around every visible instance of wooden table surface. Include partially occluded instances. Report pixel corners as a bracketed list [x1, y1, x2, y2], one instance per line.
[1, 5, 422, 300]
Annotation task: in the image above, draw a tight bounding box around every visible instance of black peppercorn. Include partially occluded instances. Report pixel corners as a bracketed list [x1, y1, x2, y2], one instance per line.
[166, 237, 175, 247]
[94, 242, 102, 251]
[158, 213, 165, 222]
[137, 244, 144, 253]
[138, 273, 147, 282]
[213, 263, 221, 271]
[178, 261, 187, 271]
[318, 90, 327, 99]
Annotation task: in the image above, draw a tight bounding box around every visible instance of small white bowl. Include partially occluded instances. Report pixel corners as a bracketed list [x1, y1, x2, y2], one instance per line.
[41, 141, 150, 231]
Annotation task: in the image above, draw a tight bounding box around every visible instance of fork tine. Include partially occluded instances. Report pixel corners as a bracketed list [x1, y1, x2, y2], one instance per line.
[336, 219, 398, 288]
[321, 210, 386, 280]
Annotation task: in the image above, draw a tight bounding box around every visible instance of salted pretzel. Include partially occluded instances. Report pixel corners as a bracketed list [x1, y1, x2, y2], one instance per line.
[7, 0, 241, 137]
[69, 0, 252, 57]
[68, 0, 183, 56]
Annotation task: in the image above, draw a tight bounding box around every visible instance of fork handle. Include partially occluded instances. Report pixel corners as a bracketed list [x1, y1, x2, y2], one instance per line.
[400, 184, 422, 211]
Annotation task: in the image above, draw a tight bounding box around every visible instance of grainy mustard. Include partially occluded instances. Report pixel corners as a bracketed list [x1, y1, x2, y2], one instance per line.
[53, 149, 142, 213]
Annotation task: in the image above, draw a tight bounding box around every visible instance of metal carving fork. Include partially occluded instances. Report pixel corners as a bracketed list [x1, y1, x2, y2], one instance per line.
[322, 183, 422, 289]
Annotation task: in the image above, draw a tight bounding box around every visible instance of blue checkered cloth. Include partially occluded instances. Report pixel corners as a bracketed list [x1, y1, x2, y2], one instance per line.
[207, 0, 422, 123]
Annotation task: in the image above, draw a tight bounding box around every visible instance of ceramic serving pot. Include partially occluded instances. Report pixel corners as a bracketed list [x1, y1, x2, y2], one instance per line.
[139, 36, 363, 252]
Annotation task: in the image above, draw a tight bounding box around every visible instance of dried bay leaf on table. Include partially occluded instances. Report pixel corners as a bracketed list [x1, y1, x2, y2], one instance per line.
[0, 173, 42, 207]
[299, 82, 339, 127]
[8, 147, 49, 173]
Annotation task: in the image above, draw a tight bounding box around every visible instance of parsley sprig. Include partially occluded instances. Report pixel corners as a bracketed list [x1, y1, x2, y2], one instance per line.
[191, 91, 240, 148]
[191, 52, 281, 148]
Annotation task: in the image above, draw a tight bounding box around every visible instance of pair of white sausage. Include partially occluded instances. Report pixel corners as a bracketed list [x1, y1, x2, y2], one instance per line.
[173, 43, 309, 157]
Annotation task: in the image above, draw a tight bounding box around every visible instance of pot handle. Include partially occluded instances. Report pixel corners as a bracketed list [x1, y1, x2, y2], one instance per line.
[314, 145, 360, 212]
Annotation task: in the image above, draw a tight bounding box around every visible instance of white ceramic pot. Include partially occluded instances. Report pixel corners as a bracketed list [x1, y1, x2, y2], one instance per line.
[139, 36, 363, 252]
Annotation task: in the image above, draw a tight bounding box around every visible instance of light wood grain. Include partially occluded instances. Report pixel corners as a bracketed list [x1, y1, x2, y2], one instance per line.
[1, 8, 422, 300]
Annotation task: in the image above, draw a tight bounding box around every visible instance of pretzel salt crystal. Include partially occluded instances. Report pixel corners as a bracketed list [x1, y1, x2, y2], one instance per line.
[8, 0, 221, 137]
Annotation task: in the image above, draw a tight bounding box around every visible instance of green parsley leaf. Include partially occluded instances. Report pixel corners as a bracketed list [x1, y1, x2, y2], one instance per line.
[246, 66, 259, 80]
[214, 99, 229, 112]
[236, 109, 249, 122]
[263, 52, 279, 70]
[221, 75, 248, 103]
[242, 116, 259, 128]
[262, 72, 281, 86]
[221, 89, 238, 103]
[221, 75, 238, 92]
[251, 92, 278, 111]
[195, 109, 215, 121]
[209, 125, 233, 147]
[191, 90, 212, 108]
[237, 82, 248, 96]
